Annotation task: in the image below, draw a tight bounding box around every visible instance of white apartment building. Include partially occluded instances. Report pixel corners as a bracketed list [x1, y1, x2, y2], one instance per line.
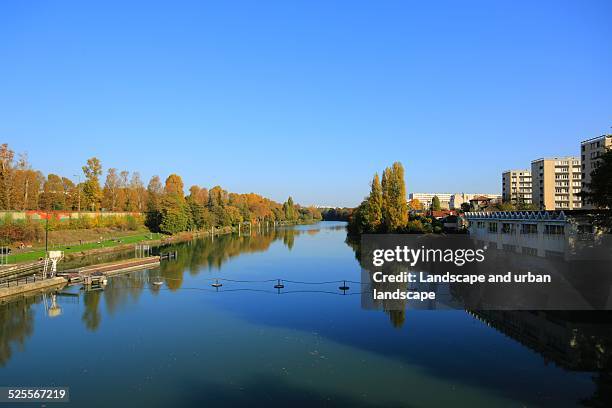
[531, 157, 581, 211]
[502, 170, 532, 205]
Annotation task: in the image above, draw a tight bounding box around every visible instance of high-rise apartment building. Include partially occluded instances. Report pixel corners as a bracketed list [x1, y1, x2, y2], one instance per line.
[581, 134, 612, 209]
[531, 157, 581, 210]
[501, 170, 532, 205]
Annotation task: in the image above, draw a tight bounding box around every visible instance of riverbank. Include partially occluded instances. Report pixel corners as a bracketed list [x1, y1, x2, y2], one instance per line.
[1, 224, 257, 267]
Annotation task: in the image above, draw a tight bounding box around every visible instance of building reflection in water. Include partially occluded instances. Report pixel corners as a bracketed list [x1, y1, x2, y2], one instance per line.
[471, 310, 612, 406]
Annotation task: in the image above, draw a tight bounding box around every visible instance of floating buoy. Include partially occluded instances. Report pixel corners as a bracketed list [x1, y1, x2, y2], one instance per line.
[339, 280, 350, 292]
[211, 279, 223, 288]
[273, 279, 284, 289]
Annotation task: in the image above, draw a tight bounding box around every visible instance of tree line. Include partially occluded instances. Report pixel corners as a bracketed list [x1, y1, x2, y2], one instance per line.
[320, 207, 353, 221]
[0, 143, 321, 234]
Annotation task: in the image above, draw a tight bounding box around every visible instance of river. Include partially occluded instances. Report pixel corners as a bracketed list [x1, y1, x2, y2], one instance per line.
[0, 221, 609, 407]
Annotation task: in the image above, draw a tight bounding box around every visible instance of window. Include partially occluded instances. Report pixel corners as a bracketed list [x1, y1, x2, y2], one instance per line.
[488, 223, 498, 233]
[544, 225, 564, 235]
[501, 223, 516, 234]
[521, 224, 537, 234]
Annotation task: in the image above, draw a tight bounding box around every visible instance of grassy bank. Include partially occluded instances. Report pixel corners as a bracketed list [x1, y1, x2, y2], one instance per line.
[2, 221, 314, 266]
[5, 231, 164, 264]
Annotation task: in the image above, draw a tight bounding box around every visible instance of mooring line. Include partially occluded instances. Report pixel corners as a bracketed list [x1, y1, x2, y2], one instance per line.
[102, 285, 365, 296]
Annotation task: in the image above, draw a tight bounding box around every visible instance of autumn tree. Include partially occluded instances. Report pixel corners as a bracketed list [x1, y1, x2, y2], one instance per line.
[145, 175, 163, 231]
[10, 154, 43, 210]
[128, 172, 146, 211]
[117, 170, 129, 210]
[188, 185, 209, 206]
[164, 174, 185, 198]
[381, 162, 408, 232]
[40, 174, 66, 210]
[365, 174, 383, 230]
[62, 177, 78, 210]
[208, 186, 228, 207]
[283, 197, 296, 221]
[102, 168, 120, 210]
[82, 157, 102, 211]
[159, 174, 190, 234]
[408, 198, 423, 211]
[0, 144, 15, 210]
[159, 193, 190, 234]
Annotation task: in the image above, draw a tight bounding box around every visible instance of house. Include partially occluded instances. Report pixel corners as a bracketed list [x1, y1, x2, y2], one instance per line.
[429, 209, 457, 220]
[469, 196, 498, 211]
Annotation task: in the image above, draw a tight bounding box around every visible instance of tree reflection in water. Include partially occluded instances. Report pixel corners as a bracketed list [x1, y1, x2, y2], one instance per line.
[0, 297, 36, 366]
[78, 227, 313, 331]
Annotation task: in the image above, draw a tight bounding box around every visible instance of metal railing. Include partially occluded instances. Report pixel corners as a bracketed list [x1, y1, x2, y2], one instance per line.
[0, 274, 41, 289]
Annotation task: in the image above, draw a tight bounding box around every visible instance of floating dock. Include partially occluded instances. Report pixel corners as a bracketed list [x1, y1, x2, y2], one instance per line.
[59, 256, 161, 284]
[0, 256, 161, 301]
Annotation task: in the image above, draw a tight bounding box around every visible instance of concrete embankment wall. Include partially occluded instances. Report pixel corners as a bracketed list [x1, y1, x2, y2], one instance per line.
[0, 277, 67, 302]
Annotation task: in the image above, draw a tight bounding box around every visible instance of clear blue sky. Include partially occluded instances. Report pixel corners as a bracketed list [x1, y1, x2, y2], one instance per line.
[1, 0, 611, 207]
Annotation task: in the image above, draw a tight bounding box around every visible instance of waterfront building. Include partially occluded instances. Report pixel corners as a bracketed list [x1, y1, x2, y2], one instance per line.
[581, 134, 612, 209]
[464, 210, 600, 260]
[502, 170, 532, 205]
[531, 157, 582, 210]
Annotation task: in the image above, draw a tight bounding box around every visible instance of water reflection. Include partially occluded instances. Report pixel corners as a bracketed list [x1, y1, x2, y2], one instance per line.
[0, 226, 319, 365]
[0, 223, 611, 406]
[84, 228, 318, 330]
[348, 234, 612, 406]
[82, 290, 102, 331]
[472, 310, 612, 406]
[0, 297, 35, 366]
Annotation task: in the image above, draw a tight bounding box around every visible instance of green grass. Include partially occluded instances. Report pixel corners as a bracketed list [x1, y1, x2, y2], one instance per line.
[5, 232, 164, 264]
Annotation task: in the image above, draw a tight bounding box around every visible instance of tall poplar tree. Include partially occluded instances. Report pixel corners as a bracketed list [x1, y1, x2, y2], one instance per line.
[431, 195, 441, 211]
[381, 162, 408, 232]
[82, 157, 102, 211]
[365, 173, 383, 231]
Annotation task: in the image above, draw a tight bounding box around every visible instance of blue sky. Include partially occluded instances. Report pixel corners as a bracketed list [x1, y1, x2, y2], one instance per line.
[1, 0, 610, 207]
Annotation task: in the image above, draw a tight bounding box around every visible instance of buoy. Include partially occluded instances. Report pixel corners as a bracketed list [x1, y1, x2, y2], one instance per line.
[211, 279, 223, 288]
[339, 280, 349, 292]
[273, 279, 284, 289]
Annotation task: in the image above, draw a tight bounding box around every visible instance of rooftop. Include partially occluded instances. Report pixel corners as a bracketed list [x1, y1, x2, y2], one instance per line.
[531, 156, 580, 163]
[581, 134, 612, 144]
[464, 209, 609, 221]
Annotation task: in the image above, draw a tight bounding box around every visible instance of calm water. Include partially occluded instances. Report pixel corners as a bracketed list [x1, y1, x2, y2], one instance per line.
[0, 222, 610, 407]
